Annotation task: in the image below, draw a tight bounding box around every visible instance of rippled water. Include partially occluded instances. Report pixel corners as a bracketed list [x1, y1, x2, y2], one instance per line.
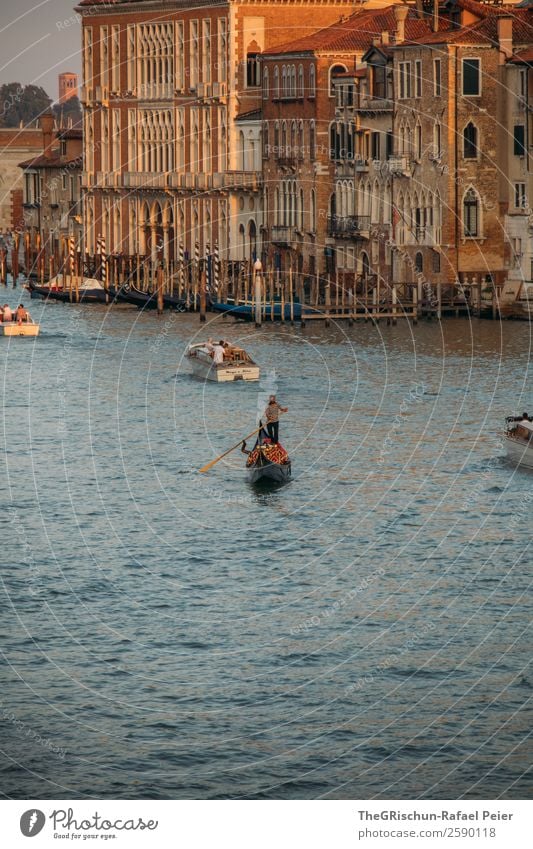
[1, 299, 531, 799]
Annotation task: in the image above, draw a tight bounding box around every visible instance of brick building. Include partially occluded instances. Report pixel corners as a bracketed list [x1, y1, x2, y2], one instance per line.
[0, 127, 44, 232]
[59, 72, 79, 103]
[19, 115, 83, 269]
[76, 0, 357, 270]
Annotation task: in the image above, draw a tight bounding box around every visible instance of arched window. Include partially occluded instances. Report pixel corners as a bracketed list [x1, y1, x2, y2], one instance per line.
[274, 120, 280, 153]
[291, 65, 297, 98]
[310, 189, 316, 232]
[309, 120, 316, 160]
[273, 66, 280, 99]
[415, 252, 423, 273]
[299, 189, 304, 230]
[463, 122, 477, 159]
[329, 123, 336, 160]
[329, 63, 347, 96]
[415, 122, 422, 159]
[262, 66, 269, 100]
[281, 65, 287, 97]
[298, 64, 304, 98]
[463, 187, 480, 237]
[309, 65, 316, 98]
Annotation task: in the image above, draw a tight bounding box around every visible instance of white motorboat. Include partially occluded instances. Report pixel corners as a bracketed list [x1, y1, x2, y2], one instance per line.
[186, 342, 260, 382]
[0, 314, 40, 337]
[504, 416, 533, 469]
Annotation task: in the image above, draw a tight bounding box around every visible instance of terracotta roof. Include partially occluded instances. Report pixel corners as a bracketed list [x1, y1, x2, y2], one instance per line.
[18, 152, 82, 170]
[57, 126, 82, 139]
[414, 9, 533, 45]
[509, 45, 533, 61]
[264, 6, 438, 56]
[236, 108, 262, 121]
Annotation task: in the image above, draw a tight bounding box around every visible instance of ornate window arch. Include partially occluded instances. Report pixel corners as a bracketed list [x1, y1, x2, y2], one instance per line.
[463, 186, 480, 237]
[463, 121, 478, 159]
[273, 66, 280, 99]
[309, 64, 316, 98]
[298, 64, 304, 97]
[262, 66, 269, 100]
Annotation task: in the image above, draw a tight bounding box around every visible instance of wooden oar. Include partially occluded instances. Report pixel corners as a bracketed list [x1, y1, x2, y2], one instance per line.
[199, 423, 267, 474]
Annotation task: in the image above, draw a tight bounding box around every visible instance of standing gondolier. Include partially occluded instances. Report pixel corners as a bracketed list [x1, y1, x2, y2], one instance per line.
[264, 395, 288, 444]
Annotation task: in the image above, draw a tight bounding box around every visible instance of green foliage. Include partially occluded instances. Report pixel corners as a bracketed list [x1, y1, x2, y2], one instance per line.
[53, 95, 82, 127]
[0, 83, 52, 128]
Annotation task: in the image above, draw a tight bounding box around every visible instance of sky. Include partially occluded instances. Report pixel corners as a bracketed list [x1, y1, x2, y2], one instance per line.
[0, 0, 82, 101]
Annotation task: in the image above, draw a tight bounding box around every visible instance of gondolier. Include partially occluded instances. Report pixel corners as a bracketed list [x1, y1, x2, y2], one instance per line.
[264, 395, 288, 444]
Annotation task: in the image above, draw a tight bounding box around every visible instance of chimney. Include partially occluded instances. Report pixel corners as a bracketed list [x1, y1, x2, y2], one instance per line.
[381, 31, 390, 46]
[498, 16, 513, 63]
[40, 113, 55, 159]
[394, 5, 409, 44]
[415, 0, 424, 20]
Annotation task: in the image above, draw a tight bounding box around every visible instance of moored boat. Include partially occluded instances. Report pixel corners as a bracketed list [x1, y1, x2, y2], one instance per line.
[187, 341, 260, 382]
[504, 416, 533, 469]
[28, 275, 105, 303]
[212, 298, 304, 321]
[245, 441, 292, 484]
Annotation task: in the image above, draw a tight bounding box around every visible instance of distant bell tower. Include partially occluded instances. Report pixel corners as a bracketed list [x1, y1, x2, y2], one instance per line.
[58, 72, 78, 103]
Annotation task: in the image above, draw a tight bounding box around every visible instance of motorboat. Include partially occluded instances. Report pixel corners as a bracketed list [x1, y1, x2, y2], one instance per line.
[0, 314, 40, 337]
[504, 416, 533, 469]
[245, 441, 292, 484]
[212, 298, 304, 321]
[186, 342, 260, 382]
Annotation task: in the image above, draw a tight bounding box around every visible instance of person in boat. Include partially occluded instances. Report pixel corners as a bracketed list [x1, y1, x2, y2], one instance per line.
[521, 412, 532, 422]
[264, 395, 288, 444]
[212, 340, 226, 365]
[2, 304, 13, 322]
[15, 304, 27, 324]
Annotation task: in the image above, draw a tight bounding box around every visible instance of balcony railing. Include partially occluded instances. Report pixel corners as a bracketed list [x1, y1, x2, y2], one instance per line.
[327, 216, 371, 237]
[221, 171, 262, 190]
[358, 95, 393, 112]
[271, 225, 299, 246]
[387, 156, 411, 176]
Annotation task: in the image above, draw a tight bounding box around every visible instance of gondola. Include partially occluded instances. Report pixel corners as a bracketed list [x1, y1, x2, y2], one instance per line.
[213, 299, 303, 321]
[112, 283, 188, 311]
[245, 441, 292, 484]
[27, 275, 106, 304]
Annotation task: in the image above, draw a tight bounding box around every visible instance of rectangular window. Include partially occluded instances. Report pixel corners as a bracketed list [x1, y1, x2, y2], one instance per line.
[433, 59, 441, 96]
[62, 173, 67, 190]
[514, 124, 526, 156]
[415, 60, 422, 98]
[462, 58, 480, 96]
[432, 251, 441, 273]
[515, 182, 527, 208]
[386, 131, 394, 159]
[399, 62, 411, 99]
[519, 68, 526, 99]
[371, 132, 380, 160]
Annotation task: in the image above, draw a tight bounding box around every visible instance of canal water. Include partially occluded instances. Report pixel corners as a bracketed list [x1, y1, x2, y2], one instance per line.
[1, 299, 531, 799]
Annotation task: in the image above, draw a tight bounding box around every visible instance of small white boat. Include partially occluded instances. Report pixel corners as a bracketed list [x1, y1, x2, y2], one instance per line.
[186, 342, 260, 382]
[504, 416, 533, 469]
[0, 316, 40, 337]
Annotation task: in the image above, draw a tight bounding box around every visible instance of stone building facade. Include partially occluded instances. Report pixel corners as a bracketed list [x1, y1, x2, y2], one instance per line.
[76, 0, 356, 267]
[0, 128, 44, 232]
[19, 116, 83, 264]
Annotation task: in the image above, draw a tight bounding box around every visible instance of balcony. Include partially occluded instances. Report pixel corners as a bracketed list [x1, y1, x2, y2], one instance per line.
[278, 154, 299, 170]
[354, 158, 370, 172]
[221, 171, 262, 191]
[271, 226, 299, 246]
[358, 95, 393, 113]
[387, 156, 411, 176]
[327, 216, 371, 238]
